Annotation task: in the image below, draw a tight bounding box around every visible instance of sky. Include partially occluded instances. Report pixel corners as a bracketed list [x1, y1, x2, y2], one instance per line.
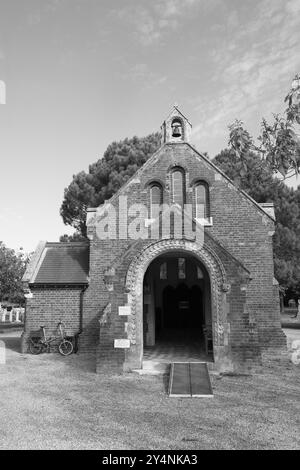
[0, 0, 300, 253]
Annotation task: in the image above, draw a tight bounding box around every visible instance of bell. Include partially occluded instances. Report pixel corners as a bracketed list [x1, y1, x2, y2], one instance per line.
[172, 124, 182, 137]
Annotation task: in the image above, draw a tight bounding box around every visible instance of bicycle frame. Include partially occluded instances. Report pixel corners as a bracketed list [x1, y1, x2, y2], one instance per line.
[57, 322, 65, 339]
[29, 321, 73, 356]
[40, 322, 67, 351]
[41, 326, 47, 342]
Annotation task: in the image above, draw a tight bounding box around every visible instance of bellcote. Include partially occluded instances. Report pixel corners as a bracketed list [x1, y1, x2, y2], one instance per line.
[160, 105, 192, 145]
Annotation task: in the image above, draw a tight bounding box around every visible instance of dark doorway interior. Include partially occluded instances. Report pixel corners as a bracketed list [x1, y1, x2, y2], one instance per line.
[162, 284, 203, 330]
[143, 252, 212, 361]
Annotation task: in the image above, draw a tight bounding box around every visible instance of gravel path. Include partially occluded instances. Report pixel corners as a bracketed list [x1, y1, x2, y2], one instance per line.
[0, 330, 299, 450]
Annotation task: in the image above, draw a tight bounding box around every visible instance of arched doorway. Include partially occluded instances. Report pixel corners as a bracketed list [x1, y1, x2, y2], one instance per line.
[142, 252, 212, 362]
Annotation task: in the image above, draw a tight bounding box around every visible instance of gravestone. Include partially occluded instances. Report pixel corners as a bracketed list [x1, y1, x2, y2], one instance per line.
[291, 340, 300, 365]
[1, 309, 6, 322]
[0, 340, 6, 364]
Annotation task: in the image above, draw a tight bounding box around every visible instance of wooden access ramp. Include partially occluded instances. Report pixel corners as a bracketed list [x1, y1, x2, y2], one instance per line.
[168, 362, 213, 397]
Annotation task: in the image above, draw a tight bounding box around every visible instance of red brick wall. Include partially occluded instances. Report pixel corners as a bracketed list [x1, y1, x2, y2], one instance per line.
[81, 142, 286, 372]
[21, 287, 84, 353]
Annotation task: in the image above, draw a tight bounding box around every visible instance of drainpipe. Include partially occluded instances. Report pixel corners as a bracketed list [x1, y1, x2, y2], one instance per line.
[76, 284, 88, 352]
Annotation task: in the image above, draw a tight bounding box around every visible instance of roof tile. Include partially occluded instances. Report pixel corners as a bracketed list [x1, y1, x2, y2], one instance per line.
[33, 243, 89, 284]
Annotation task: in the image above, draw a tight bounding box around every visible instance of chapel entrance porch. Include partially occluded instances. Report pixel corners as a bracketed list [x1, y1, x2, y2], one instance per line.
[142, 253, 213, 366]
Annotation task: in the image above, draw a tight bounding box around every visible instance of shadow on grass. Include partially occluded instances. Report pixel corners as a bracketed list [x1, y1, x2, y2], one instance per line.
[1, 330, 97, 374]
[0, 324, 24, 331]
[44, 351, 97, 374]
[0, 336, 21, 353]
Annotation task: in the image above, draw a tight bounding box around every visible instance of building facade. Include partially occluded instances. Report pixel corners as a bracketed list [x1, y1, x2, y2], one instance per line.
[22, 107, 287, 373]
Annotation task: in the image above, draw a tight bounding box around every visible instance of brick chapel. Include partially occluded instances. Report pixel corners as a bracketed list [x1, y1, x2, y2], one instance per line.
[22, 106, 287, 373]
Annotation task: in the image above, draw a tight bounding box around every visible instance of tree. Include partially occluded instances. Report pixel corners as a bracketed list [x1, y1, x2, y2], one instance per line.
[213, 149, 300, 302]
[228, 74, 300, 182]
[0, 243, 29, 304]
[223, 73, 300, 303]
[59, 232, 86, 242]
[60, 132, 161, 236]
[213, 149, 281, 200]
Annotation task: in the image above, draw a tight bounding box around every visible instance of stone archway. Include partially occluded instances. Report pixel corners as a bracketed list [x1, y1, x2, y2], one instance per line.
[124, 239, 231, 371]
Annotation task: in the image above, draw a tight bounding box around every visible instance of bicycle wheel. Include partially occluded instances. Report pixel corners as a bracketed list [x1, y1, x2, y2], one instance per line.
[29, 340, 43, 355]
[58, 340, 73, 356]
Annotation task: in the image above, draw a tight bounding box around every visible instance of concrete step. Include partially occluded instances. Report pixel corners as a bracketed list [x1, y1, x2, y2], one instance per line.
[133, 360, 215, 375]
[133, 361, 170, 375]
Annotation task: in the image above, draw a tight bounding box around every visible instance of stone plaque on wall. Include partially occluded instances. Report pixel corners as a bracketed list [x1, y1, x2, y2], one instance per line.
[118, 306, 131, 316]
[114, 339, 130, 349]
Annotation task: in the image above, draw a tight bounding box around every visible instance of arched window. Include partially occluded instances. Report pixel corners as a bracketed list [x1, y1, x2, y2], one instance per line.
[150, 183, 162, 218]
[195, 182, 210, 219]
[171, 169, 185, 207]
[197, 266, 204, 279]
[178, 258, 186, 279]
[160, 262, 167, 280]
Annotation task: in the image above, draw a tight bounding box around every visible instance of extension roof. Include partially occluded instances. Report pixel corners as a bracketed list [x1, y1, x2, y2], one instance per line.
[22, 242, 89, 285]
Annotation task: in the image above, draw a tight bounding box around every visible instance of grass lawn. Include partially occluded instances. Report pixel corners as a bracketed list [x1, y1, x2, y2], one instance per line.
[0, 331, 300, 450]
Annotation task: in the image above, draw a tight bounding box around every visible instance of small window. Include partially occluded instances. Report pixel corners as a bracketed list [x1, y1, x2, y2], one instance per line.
[150, 184, 162, 218]
[178, 258, 186, 279]
[160, 262, 167, 280]
[171, 169, 185, 207]
[197, 266, 204, 279]
[195, 182, 209, 219]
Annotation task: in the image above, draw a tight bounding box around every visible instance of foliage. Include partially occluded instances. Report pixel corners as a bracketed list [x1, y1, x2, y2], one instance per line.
[258, 116, 300, 177]
[285, 73, 300, 125]
[213, 149, 300, 299]
[0, 242, 29, 304]
[228, 121, 255, 178]
[228, 74, 300, 181]
[225, 74, 300, 299]
[60, 132, 161, 236]
[59, 232, 87, 242]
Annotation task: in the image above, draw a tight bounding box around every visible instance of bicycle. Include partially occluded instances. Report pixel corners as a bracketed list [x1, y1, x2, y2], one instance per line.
[29, 321, 74, 356]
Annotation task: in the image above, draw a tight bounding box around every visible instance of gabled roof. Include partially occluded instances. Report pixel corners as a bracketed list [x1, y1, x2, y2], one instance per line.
[23, 242, 89, 285]
[163, 105, 193, 127]
[88, 141, 275, 224]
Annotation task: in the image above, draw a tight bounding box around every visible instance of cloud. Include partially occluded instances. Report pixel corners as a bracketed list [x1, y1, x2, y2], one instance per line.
[26, 0, 67, 26]
[0, 208, 24, 222]
[112, 0, 203, 46]
[134, 7, 163, 46]
[192, 0, 300, 152]
[286, 0, 300, 13]
[121, 63, 167, 90]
